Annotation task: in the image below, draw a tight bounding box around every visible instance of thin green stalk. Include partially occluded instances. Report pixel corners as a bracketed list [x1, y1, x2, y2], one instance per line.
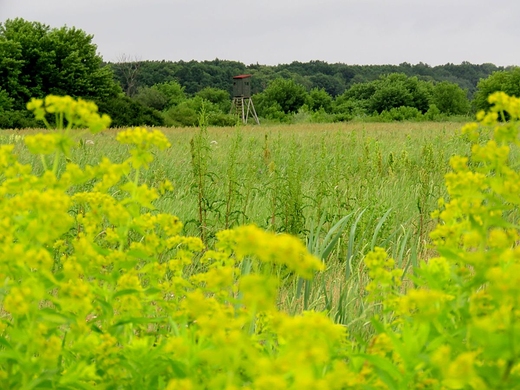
[40, 154, 49, 171]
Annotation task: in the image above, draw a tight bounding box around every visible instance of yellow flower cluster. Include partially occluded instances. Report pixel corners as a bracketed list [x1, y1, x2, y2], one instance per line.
[27, 95, 111, 133]
[116, 126, 171, 149]
[117, 127, 172, 169]
[216, 224, 325, 279]
[364, 247, 402, 304]
[3, 285, 34, 316]
[398, 288, 455, 320]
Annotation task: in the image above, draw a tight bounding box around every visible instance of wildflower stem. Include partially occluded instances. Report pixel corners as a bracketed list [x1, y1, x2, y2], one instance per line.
[41, 116, 52, 130]
[40, 154, 48, 171]
[52, 152, 60, 175]
[134, 167, 140, 186]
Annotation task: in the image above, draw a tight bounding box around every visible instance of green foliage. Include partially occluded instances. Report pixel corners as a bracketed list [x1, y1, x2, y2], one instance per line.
[424, 103, 442, 120]
[252, 96, 287, 122]
[332, 73, 439, 119]
[95, 95, 165, 127]
[196, 87, 231, 113]
[164, 101, 198, 127]
[153, 80, 187, 108]
[292, 106, 336, 124]
[370, 83, 415, 113]
[474, 67, 520, 111]
[0, 86, 39, 129]
[0, 18, 120, 112]
[256, 78, 308, 116]
[133, 83, 233, 128]
[0, 109, 39, 129]
[134, 86, 169, 111]
[0, 88, 13, 111]
[109, 59, 503, 102]
[338, 81, 377, 104]
[207, 112, 236, 127]
[377, 106, 423, 121]
[333, 97, 369, 119]
[309, 72, 345, 96]
[431, 81, 471, 115]
[307, 87, 333, 113]
[369, 73, 433, 114]
[164, 96, 234, 127]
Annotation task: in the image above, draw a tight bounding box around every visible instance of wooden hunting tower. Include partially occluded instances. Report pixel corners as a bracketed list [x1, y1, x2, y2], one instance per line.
[233, 74, 251, 97]
[230, 74, 259, 124]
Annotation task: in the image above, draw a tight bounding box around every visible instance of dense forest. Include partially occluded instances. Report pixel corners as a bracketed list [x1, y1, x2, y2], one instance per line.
[109, 59, 504, 98]
[1, 18, 520, 129]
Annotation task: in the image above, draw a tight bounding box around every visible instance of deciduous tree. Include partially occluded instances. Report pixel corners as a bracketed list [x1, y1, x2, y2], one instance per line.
[258, 78, 308, 115]
[431, 81, 470, 115]
[0, 18, 120, 111]
[474, 67, 520, 111]
[307, 87, 333, 113]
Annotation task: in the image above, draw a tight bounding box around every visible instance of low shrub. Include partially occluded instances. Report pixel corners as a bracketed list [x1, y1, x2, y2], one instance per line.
[95, 95, 165, 127]
[378, 106, 423, 121]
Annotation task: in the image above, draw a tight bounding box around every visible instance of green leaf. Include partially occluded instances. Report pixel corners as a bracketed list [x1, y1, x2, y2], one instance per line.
[0, 336, 13, 349]
[112, 288, 142, 299]
[355, 353, 401, 389]
[110, 316, 168, 328]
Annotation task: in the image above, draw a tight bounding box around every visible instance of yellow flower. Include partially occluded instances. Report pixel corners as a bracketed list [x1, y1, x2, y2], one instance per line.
[159, 179, 174, 194]
[117, 272, 143, 291]
[368, 333, 393, 357]
[239, 274, 278, 312]
[449, 155, 469, 172]
[443, 352, 485, 389]
[166, 378, 194, 390]
[421, 257, 451, 281]
[116, 127, 171, 168]
[364, 247, 402, 303]
[41, 335, 63, 365]
[253, 375, 287, 390]
[27, 95, 111, 132]
[461, 122, 480, 141]
[3, 285, 33, 316]
[25, 133, 59, 155]
[218, 225, 324, 279]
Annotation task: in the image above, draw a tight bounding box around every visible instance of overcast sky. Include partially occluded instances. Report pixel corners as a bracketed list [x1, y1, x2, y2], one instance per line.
[1, 0, 519, 66]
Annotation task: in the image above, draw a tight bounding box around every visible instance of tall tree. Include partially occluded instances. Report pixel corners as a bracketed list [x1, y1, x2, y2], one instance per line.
[474, 67, 520, 111]
[258, 78, 308, 115]
[369, 73, 432, 114]
[0, 18, 120, 111]
[307, 87, 333, 112]
[431, 81, 470, 115]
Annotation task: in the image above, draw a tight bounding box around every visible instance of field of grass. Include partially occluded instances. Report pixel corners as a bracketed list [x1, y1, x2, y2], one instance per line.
[2, 121, 470, 333]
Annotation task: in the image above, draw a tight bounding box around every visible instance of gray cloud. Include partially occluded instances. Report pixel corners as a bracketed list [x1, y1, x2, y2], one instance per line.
[1, 0, 519, 66]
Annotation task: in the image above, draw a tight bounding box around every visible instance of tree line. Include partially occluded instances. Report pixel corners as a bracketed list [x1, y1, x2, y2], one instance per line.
[1, 18, 519, 129]
[110, 58, 502, 99]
